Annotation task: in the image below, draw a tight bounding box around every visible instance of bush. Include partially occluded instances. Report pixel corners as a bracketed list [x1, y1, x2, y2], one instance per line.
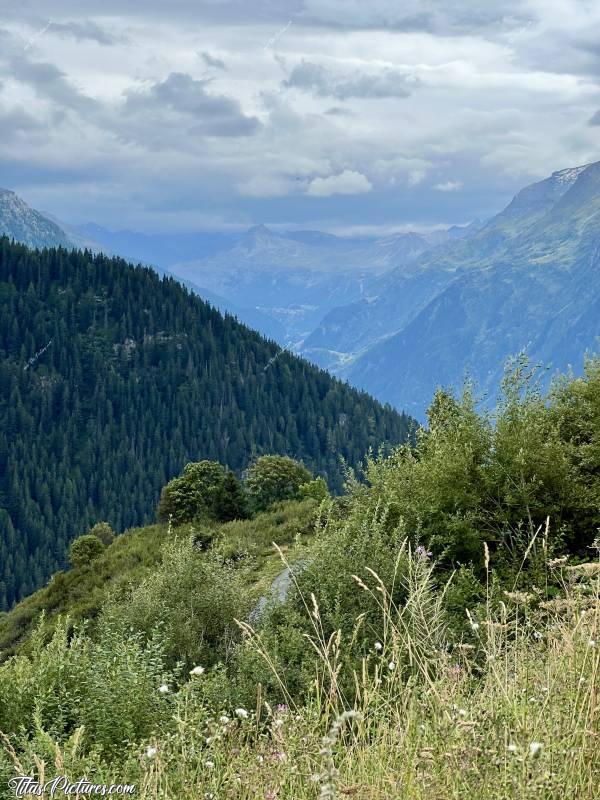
[244, 456, 313, 512]
[157, 460, 227, 525]
[87, 521, 115, 546]
[103, 538, 252, 669]
[212, 470, 249, 522]
[299, 477, 330, 502]
[69, 534, 106, 569]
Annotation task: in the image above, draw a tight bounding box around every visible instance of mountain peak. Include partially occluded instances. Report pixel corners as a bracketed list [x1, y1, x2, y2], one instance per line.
[245, 223, 275, 238]
[550, 163, 592, 187]
[0, 187, 71, 250]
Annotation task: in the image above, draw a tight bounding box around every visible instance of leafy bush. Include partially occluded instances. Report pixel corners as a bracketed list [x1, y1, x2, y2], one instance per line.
[103, 538, 252, 669]
[244, 456, 313, 511]
[87, 521, 115, 546]
[68, 534, 106, 568]
[299, 476, 330, 502]
[157, 460, 227, 524]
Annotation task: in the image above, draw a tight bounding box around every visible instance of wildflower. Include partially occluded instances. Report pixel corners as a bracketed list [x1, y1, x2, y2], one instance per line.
[276, 703, 289, 713]
[548, 556, 568, 568]
[190, 665, 205, 676]
[388, 661, 396, 671]
[374, 641, 383, 651]
[504, 590, 533, 605]
[415, 545, 432, 559]
[458, 709, 467, 717]
[219, 715, 230, 725]
[205, 760, 215, 769]
[470, 621, 480, 632]
[589, 639, 596, 647]
[146, 746, 157, 759]
[507, 744, 518, 754]
[273, 718, 284, 728]
[158, 684, 170, 694]
[236, 707, 249, 719]
[257, 755, 264, 764]
[529, 742, 543, 758]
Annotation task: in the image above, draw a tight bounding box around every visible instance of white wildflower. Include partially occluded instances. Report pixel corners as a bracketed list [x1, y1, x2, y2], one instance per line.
[219, 715, 230, 725]
[146, 746, 157, 759]
[205, 760, 214, 769]
[374, 641, 383, 651]
[158, 684, 170, 694]
[589, 639, 596, 647]
[388, 661, 396, 671]
[507, 744, 518, 753]
[529, 741, 543, 758]
[190, 665, 205, 676]
[235, 707, 249, 719]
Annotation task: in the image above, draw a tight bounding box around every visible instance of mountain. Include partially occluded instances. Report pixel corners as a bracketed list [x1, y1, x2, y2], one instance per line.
[168, 224, 476, 343]
[341, 162, 600, 416]
[0, 188, 71, 249]
[0, 238, 412, 609]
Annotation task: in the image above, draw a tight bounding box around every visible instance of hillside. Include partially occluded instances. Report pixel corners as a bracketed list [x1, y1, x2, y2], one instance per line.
[0, 239, 412, 609]
[0, 359, 598, 798]
[345, 162, 600, 415]
[0, 499, 317, 660]
[301, 162, 600, 415]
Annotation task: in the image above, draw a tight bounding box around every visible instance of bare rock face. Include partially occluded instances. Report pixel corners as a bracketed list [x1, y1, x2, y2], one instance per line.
[0, 188, 71, 249]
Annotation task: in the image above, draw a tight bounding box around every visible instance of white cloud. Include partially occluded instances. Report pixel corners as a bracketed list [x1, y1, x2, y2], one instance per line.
[306, 170, 373, 197]
[1, 1, 599, 231]
[434, 181, 464, 192]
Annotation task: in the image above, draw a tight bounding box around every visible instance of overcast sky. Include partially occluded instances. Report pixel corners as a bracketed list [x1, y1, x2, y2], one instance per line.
[0, 0, 599, 234]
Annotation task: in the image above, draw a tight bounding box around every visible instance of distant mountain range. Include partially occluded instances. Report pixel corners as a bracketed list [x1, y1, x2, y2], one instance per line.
[3, 161, 598, 418]
[328, 163, 600, 415]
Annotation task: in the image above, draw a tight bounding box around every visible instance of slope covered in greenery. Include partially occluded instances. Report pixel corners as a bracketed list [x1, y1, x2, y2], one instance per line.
[0, 238, 412, 609]
[0, 359, 598, 798]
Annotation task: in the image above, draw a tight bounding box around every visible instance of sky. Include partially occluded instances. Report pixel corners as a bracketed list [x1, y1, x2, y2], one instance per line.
[0, 0, 599, 235]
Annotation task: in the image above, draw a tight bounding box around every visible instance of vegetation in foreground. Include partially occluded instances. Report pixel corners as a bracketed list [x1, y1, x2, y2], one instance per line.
[0, 357, 599, 798]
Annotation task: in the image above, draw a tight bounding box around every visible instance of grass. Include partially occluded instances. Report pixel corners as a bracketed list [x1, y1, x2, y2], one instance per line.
[3, 542, 596, 800]
[135, 551, 599, 799]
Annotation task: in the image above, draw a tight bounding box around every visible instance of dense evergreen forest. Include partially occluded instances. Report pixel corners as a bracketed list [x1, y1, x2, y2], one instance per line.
[0, 238, 412, 609]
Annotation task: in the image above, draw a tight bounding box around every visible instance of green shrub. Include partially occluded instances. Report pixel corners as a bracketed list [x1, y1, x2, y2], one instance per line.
[68, 534, 106, 569]
[103, 538, 252, 669]
[87, 521, 115, 546]
[157, 460, 227, 525]
[244, 455, 312, 511]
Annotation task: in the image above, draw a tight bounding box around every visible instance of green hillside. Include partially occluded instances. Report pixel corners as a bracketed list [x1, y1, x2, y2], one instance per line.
[0, 359, 598, 798]
[0, 238, 412, 609]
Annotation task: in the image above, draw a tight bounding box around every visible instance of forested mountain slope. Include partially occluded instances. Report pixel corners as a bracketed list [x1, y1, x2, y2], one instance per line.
[0, 239, 412, 608]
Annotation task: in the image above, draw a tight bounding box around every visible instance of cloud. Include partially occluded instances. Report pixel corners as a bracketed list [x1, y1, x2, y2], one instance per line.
[324, 106, 354, 116]
[306, 170, 372, 197]
[9, 56, 98, 113]
[299, 0, 532, 34]
[124, 72, 260, 137]
[48, 20, 121, 45]
[283, 60, 416, 99]
[434, 181, 464, 192]
[199, 51, 227, 70]
[590, 110, 600, 126]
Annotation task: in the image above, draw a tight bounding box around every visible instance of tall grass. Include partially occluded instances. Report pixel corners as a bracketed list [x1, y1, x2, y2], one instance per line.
[3, 541, 596, 799]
